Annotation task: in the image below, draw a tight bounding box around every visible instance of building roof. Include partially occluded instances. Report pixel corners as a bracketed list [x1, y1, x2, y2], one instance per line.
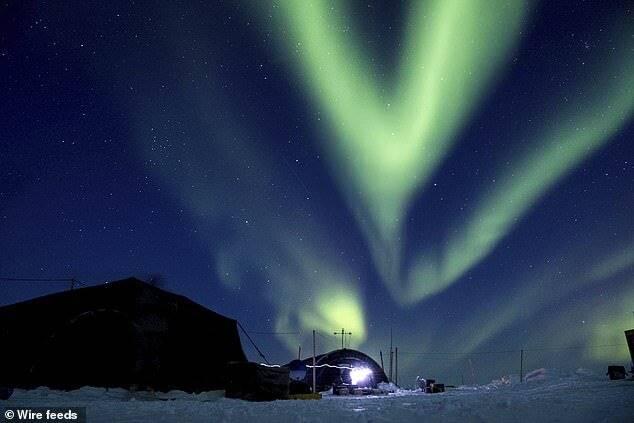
[0, 277, 246, 392]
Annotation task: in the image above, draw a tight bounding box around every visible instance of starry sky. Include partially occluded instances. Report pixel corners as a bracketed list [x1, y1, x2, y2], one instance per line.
[1, 0, 633, 385]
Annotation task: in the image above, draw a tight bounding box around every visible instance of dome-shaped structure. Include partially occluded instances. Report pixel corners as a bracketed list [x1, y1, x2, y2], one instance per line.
[292, 349, 388, 392]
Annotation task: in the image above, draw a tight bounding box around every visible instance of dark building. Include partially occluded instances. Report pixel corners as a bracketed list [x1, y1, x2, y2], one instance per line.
[0, 277, 246, 392]
[626, 329, 634, 369]
[290, 348, 388, 392]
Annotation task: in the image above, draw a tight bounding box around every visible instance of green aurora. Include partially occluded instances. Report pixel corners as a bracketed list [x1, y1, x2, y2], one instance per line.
[133, 0, 631, 374]
[272, 0, 529, 302]
[270, 0, 634, 307]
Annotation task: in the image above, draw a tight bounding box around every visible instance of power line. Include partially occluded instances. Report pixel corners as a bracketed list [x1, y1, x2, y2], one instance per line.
[250, 331, 300, 335]
[0, 277, 77, 282]
[523, 344, 626, 352]
[315, 330, 338, 344]
[0, 277, 86, 289]
[237, 322, 270, 364]
[400, 349, 517, 356]
[400, 344, 627, 356]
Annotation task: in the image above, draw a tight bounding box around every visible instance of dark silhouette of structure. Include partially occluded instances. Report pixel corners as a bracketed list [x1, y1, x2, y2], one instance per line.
[289, 348, 388, 392]
[626, 329, 634, 373]
[0, 277, 246, 392]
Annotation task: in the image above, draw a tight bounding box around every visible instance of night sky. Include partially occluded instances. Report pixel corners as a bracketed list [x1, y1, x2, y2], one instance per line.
[1, 0, 633, 385]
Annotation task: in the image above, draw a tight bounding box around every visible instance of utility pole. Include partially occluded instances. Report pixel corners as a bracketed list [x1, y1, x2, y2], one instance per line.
[395, 347, 398, 386]
[380, 351, 384, 371]
[468, 358, 475, 384]
[520, 349, 524, 383]
[298, 346, 301, 360]
[312, 330, 316, 393]
[389, 328, 393, 383]
[334, 328, 351, 350]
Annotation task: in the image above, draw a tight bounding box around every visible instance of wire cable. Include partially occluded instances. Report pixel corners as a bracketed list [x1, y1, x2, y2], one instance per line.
[237, 322, 270, 364]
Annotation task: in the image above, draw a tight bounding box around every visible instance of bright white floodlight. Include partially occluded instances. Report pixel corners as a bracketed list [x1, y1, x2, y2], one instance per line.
[349, 367, 372, 385]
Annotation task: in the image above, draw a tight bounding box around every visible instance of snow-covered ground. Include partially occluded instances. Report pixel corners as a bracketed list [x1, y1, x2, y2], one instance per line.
[2, 369, 631, 422]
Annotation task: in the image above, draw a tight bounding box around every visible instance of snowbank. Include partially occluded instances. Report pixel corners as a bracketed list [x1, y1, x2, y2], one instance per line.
[2, 370, 630, 422]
